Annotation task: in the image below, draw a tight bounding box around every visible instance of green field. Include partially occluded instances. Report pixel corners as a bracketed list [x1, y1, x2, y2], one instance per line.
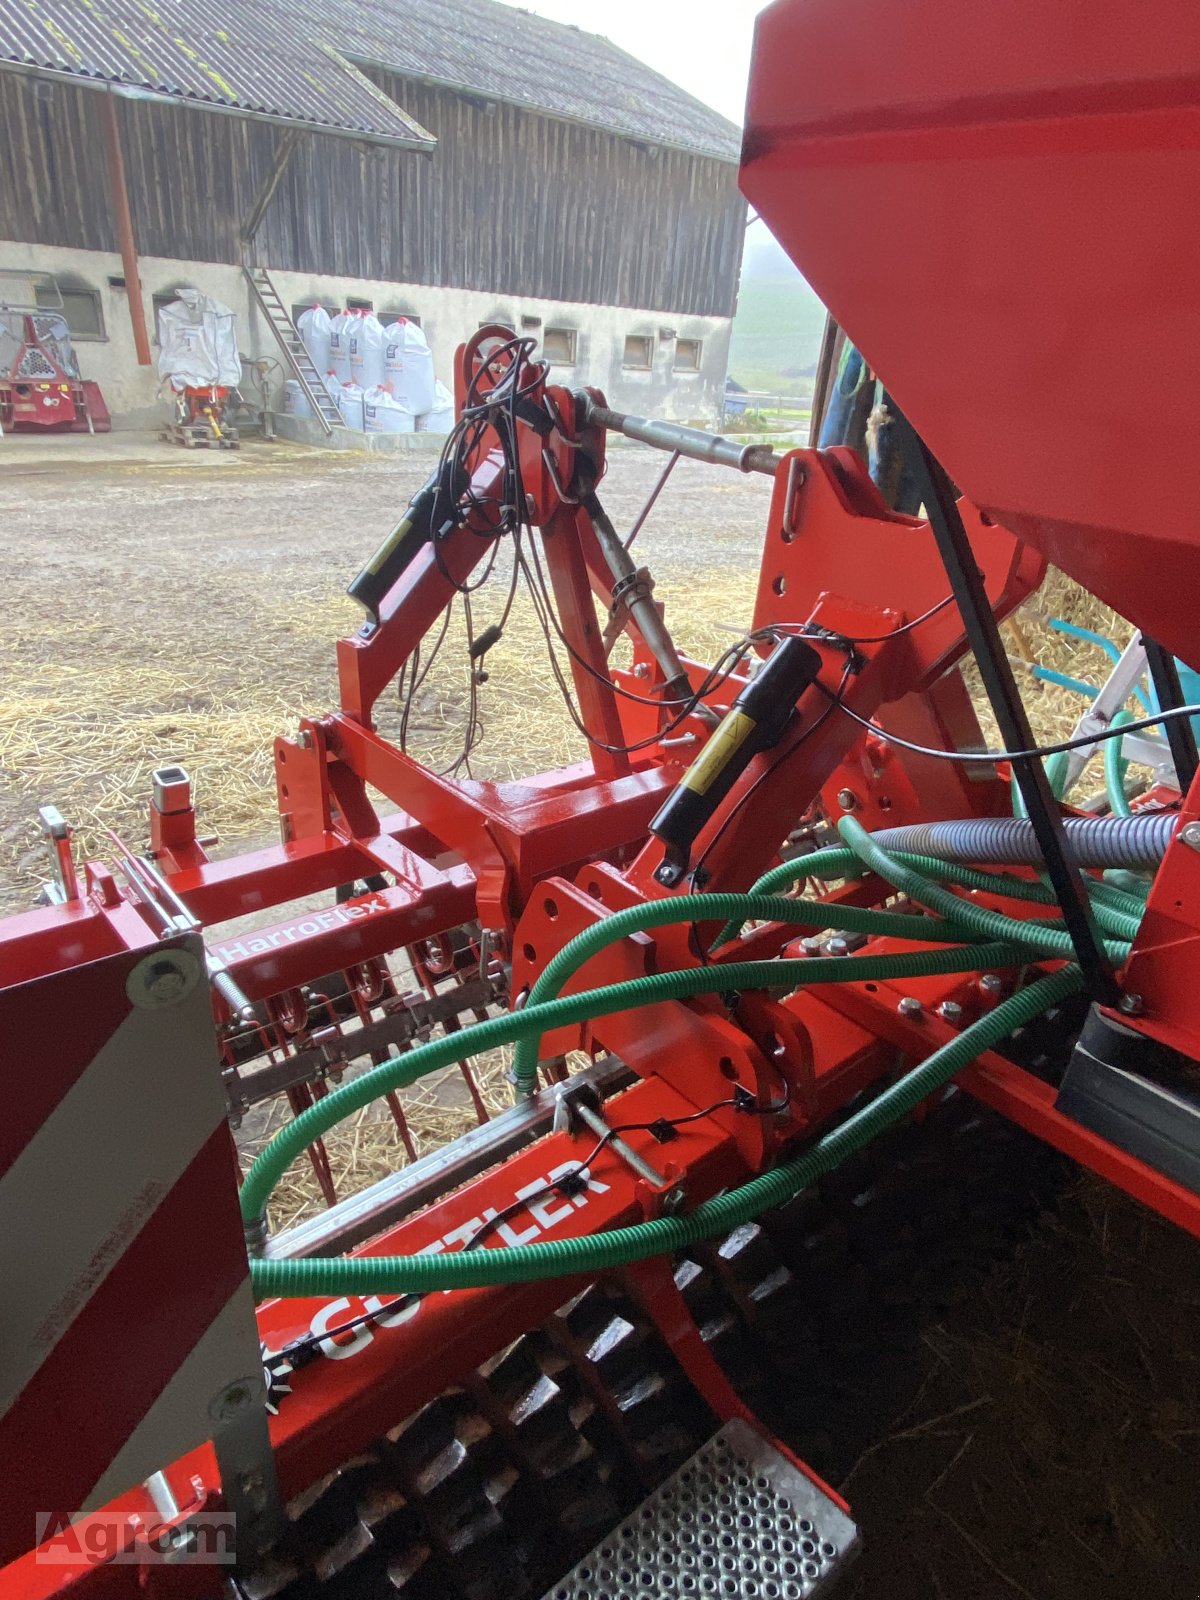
[728, 271, 827, 398]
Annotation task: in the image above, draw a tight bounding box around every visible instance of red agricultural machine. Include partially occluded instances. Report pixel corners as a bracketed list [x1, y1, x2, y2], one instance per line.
[3, 3, 1200, 1595]
[0, 310, 110, 434]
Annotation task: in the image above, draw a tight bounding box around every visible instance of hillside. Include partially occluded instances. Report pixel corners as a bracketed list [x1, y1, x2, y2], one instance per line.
[728, 229, 827, 397]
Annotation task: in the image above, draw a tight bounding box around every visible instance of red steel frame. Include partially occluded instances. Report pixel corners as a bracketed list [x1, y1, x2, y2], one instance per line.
[5, 316, 1200, 1595]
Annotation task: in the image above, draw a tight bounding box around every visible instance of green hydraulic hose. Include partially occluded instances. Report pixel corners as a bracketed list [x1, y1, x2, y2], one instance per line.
[510, 848, 1135, 1095]
[837, 817, 1132, 963]
[732, 849, 1055, 917]
[1102, 869, 1151, 904]
[890, 854, 1137, 944]
[718, 849, 1140, 947]
[1104, 710, 1134, 818]
[1010, 750, 1070, 818]
[241, 940, 1026, 1231]
[1088, 875, 1147, 916]
[904, 856, 1139, 943]
[506, 889, 990, 1095]
[249, 964, 1083, 1299]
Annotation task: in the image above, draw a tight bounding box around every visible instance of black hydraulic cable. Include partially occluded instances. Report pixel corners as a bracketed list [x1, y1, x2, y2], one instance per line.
[889, 407, 1115, 1003]
[1142, 635, 1199, 793]
[814, 685, 1200, 766]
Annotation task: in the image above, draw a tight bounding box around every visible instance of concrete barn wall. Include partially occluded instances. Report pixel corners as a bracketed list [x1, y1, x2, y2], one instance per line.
[0, 240, 732, 429]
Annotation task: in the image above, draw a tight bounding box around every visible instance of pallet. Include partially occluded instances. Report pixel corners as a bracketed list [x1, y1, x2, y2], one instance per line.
[161, 422, 240, 450]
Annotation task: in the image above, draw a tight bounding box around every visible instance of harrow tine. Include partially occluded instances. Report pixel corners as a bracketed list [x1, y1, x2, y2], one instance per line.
[385, 1089, 419, 1159]
[287, 1082, 338, 1208]
[457, 1058, 491, 1125]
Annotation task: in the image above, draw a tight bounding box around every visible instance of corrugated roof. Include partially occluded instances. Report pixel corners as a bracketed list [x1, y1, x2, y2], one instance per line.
[330, 0, 743, 161]
[0, 0, 741, 160]
[0, 0, 435, 146]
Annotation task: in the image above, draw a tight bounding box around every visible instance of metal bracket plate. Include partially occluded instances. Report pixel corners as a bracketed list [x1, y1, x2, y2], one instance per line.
[1056, 1006, 1200, 1195]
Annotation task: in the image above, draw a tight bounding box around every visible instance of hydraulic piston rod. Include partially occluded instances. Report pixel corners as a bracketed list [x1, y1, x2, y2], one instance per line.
[580, 486, 690, 700]
[582, 400, 783, 477]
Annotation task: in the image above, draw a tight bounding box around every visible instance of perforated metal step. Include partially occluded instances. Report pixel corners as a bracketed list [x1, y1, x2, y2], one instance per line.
[541, 1418, 859, 1600]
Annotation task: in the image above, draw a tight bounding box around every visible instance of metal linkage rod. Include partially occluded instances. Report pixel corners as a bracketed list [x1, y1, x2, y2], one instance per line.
[580, 487, 690, 697]
[893, 411, 1119, 1005]
[625, 448, 679, 550]
[582, 400, 783, 476]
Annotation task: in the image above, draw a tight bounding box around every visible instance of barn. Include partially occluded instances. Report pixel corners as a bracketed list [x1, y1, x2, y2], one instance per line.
[0, 0, 745, 430]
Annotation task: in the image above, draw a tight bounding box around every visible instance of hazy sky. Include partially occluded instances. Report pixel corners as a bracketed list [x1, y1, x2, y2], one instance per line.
[493, 0, 772, 124]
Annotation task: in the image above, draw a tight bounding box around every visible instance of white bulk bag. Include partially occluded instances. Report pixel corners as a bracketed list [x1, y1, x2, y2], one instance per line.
[363, 385, 416, 434]
[283, 378, 314, 418]
[338, 381, 365, 430]
[349, 312, 387, 391]
[157, 289, 241, 391]
[417, 378, 456, 433]
[296, 304, 332, 377]
[382, 319, 435, 415]
[328, 310, 353, 383]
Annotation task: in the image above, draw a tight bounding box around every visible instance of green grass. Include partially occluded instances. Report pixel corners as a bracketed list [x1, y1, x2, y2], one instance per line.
[729, 275, 828, 397]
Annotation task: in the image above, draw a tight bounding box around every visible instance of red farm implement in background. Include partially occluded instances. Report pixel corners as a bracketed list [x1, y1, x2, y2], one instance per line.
[0, 309, 110, 434]
[3, 3, 1200, 1595]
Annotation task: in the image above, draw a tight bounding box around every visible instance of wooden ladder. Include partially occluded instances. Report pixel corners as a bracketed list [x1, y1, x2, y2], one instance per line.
[243, 265, 344, 435]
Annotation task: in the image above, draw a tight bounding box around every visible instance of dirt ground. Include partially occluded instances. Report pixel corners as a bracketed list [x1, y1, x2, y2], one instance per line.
[0, 437, 771, 912]
[1, 438, 1197, 1596]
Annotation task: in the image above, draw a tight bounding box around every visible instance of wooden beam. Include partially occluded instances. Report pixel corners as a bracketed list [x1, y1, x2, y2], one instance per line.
[99, 88, 151, 366]
[241, 126, 303, 255]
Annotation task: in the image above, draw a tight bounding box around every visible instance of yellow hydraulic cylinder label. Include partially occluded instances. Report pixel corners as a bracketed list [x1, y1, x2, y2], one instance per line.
[679, 710, 757, 796]
[363, 515, 415, 575]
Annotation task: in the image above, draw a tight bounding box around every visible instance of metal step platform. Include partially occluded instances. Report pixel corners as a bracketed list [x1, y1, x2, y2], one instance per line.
[541, 1418, 859, 1600]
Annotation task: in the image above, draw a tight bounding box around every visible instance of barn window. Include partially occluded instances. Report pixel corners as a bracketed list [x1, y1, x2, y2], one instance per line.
[151, 291, 187, 345]
[2, 271, 108, 343]
[377, 310, 421, 328]
[56, 289, 105, 341]
[674, 338, 702, 372]
[0, 268, 53, 307]
[152, 288, 216, 345]
[542, 327, 576, 365]
[623, 334, 653, 370]
[35, 286, 103, 341]
[346, 296, 373, 312]
[291, 303, 339, 326]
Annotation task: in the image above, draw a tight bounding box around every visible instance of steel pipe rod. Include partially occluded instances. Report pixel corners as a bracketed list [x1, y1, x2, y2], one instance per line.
[583, 401, 783, 476]
[99, 87, 152, 367]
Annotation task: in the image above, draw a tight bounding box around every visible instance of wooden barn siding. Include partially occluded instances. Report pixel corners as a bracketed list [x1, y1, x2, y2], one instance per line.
[0, 70, 744, 315]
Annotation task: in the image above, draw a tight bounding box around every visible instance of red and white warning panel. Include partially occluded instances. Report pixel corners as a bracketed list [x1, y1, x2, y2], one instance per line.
[0, 932, 265, 1568]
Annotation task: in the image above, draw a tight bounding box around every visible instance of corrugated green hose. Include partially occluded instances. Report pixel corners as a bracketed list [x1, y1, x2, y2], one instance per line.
[888, 854, 1137, 944]
[249, 964, 1082, 1299]
[836, 817, 1132, 962]
[716, 848, 1140, 947]
[1088, 875, 1147, 916]
[509, 837, 1131, 1096]
[1011, 750, 1070, 817]
[507, 888, 991, 1095]
[1104, 709, 1134, 818]
[240, 939, 1026, 1232]
[1102, 870, 1150, 904]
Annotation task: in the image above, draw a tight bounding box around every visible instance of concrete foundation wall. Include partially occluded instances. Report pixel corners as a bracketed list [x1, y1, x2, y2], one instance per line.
[0, 241, 732, 433]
